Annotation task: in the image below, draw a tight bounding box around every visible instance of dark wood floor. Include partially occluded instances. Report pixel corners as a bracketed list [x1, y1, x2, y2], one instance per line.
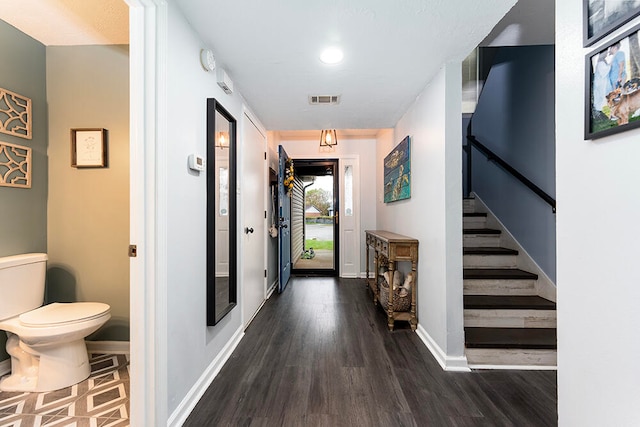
[184, 277, 557, 426]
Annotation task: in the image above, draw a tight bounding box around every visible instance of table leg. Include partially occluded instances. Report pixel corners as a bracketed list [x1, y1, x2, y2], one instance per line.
[372, 251, 379, 304]
[365, 243, 370, 288]
[410, 260, 417, 331]
[387, 260, 395, 331]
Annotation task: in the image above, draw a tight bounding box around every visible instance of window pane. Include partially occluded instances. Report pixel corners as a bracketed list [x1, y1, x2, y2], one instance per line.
[344, 165, 353, 216]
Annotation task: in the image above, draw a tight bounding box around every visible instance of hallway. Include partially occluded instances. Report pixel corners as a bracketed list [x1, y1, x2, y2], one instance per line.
[184, 277, 557, 426]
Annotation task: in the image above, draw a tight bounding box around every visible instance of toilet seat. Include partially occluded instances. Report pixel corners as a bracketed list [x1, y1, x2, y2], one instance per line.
[19, 302, 111, 327]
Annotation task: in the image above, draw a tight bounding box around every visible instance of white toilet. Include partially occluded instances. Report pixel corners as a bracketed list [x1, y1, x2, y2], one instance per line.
[0, 253, 111, 392]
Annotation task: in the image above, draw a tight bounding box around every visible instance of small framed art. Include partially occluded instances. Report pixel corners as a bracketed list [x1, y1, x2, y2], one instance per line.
[71, 128, 108, 168]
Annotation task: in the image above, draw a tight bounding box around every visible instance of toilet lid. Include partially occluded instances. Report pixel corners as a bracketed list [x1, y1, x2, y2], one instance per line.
[19, 302, 110, 327]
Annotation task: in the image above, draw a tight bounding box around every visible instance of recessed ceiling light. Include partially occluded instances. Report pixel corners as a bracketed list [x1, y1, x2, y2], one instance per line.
[320, 47, 344, 64]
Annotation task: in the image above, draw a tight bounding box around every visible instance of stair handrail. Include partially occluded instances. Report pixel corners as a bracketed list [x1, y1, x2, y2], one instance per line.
[466, 134, 556, 213]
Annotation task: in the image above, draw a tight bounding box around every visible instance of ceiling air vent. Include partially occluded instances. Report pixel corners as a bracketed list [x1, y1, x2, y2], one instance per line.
[309, 95, 341, 105]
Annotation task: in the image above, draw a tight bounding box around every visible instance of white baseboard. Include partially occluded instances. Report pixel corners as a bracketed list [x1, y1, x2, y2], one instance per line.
[266, 279, 278, 298]
[167, 325, 244, 427]
[1, 342, 129, 377]
[86, 341, 130, 355]
[468, 363, 557, 371]
[0, 358, 9, 376]
[416, 324, 470, 372]
[245, 299, 267, 329]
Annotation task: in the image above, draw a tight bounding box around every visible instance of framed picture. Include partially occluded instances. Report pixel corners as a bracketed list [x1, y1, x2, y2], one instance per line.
[584, 0, 640, 47]
[71, 128, 108, 168]
[585, 23, 640, 139]
[383, 135, 411, 203]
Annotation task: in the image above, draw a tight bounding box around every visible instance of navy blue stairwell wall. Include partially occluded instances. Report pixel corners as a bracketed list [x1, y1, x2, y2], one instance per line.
[470, 45, 556, 282]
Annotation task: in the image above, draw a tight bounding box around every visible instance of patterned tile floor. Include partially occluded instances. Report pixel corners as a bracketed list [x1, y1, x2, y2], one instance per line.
[0, 353, 129, 427]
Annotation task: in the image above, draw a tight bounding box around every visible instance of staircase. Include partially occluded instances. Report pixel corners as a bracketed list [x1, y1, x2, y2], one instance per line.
[463, 198, 557, 368]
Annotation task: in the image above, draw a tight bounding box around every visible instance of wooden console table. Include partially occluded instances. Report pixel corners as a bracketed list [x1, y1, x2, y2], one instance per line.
[365, 230, 418, 331]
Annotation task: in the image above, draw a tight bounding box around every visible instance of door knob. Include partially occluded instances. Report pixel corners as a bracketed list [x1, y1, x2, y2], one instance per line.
[245, 227, 254, 234]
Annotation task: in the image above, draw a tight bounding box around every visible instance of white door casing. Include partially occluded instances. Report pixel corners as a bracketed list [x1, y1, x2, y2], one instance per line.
[241, 111, 267, 328]
[127, 0, 167, 426]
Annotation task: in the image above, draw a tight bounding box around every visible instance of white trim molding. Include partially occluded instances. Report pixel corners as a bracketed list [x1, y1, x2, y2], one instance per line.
[0, 342, 132, 377]
[468, 363, 557, 371]
[266, 279, 278, 298]
[416, 324, 470, 372]
[168, 326, 244, 427]
[86, 341, 131, 355]
[125, 0, 168, 426]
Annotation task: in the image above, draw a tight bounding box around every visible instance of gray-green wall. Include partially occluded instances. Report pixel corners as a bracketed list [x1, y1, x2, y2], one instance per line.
[0, 20, 48, 362]
[0, 22, 130, 364]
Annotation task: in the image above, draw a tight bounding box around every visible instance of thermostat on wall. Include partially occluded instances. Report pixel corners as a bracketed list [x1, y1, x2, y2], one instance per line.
[188, 154, 205, 171]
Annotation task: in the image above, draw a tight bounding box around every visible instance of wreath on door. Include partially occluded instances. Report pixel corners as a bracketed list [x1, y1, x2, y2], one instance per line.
[283, 160, 294, 197]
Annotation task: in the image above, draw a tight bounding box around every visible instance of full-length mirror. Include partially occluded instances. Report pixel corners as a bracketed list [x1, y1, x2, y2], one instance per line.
[207, 98, 237, 325]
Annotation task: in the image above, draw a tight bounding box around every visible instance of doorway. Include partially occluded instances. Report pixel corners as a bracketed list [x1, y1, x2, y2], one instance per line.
[291, 159, 339, 276]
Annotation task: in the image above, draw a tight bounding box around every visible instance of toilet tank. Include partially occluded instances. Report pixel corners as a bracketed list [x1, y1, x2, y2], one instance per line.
[0, 253, 47, 321]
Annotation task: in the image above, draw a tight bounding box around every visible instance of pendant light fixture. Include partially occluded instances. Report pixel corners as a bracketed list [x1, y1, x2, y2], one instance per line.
[216, 131, 229, 149]
[319, 129, 338, 148]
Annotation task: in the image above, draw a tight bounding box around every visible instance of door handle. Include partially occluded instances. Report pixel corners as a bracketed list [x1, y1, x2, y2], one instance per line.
[244, 227, 254, 234]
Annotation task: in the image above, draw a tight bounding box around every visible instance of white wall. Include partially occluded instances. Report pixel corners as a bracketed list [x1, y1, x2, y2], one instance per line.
[165, 3, 265, 417]
[276, 135, 378, 275]
[556, 1, 640, 425]
[378, 63, 466, 369]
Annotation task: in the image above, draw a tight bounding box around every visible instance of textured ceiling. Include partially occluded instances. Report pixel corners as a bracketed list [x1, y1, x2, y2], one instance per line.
[0, 0, 555, 132]
[0, 0, 128, 46]
[176, 0, 521, 130]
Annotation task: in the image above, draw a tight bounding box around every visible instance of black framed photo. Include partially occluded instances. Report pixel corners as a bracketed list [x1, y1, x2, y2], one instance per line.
[585, 23, 640, 139]
[71, 128, 108, 168]
[584, 0, 640, 47]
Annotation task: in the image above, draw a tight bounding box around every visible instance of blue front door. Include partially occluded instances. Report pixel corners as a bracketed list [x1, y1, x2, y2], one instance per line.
[278, 145, 292, 292]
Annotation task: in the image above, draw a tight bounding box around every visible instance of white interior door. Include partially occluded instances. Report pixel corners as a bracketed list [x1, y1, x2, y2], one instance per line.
[241, 112, 266, 327]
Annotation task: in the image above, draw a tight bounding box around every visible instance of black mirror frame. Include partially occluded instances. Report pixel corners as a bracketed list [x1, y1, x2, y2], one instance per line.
[206, 98, 237, 326]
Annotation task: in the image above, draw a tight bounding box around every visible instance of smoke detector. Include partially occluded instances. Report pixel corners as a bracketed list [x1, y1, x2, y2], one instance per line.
[308, 95, 341, 105]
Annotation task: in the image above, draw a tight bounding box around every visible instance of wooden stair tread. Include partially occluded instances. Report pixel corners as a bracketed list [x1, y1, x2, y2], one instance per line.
[463, 212, 487, 217]
[463, 247, 518, 255]
[463, 228, 501, 235]
[465, 327, 557, 349]
[464, 268, 538, 280]
[464, 295, 556, 310]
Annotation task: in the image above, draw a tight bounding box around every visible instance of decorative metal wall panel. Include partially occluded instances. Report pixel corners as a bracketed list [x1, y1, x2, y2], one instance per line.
[0, 140, 32, 188]
[0, 87, 32, 139]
